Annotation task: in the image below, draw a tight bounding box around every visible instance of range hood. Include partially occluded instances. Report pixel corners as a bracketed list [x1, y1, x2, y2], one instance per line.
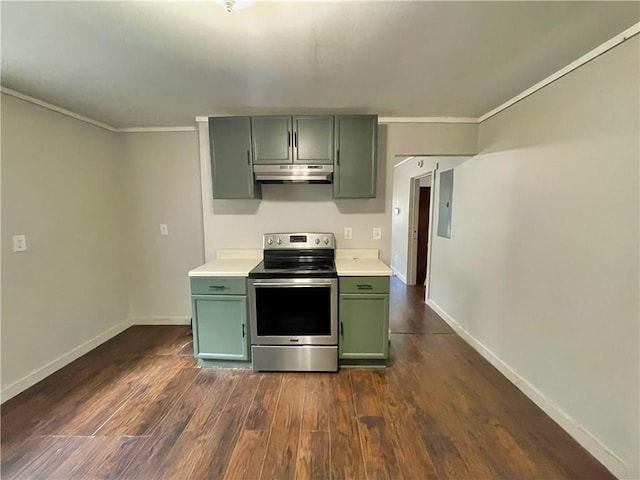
[253, 165, 333, 184]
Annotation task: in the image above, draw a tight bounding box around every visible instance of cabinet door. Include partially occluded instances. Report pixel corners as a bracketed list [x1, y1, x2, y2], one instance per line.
[192, 295, 249, 361]
[339, 293, 389, 359]
[333, 115, 378, 198]
[252, 116, 293, 164]
[209, 117, 260, 199]
[293, 116, 333, 164]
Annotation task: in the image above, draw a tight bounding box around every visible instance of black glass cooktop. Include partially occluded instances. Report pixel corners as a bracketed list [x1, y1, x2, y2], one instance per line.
[248, 260, 337, 279]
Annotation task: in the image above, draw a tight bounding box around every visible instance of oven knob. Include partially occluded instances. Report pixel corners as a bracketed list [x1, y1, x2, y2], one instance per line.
[276, 237, 282, 245]
[324, 237, 330, 245]
[315, 238, 320, 245]
[266, 237, 273, 245]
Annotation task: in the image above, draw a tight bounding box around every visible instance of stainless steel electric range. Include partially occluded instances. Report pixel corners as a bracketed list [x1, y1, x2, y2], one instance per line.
[248, 233, 338, 372]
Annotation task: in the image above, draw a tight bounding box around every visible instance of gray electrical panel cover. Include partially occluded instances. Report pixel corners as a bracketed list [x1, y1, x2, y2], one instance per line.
[437, 169, 454, 238]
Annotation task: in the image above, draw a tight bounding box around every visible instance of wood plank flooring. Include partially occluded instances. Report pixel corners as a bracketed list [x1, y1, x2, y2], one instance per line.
[1, 278, 614, 479]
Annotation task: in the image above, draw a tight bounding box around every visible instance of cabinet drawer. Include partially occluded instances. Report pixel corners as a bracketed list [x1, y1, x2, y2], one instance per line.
[339, 276, 389, 294]
[190, 277, 246, 295]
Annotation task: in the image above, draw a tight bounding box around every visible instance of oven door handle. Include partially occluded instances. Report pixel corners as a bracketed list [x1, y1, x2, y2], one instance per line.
[252, 282, 333, 287]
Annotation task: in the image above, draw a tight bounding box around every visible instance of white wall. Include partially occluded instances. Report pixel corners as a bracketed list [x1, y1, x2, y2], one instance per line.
[390, 156, 469, 282]
[198, 122, 391, 262]
[419, 176, 431, 187]
[121, 131, 204, 324]
[199, 121, 477, 264]
[1, 94, 130, 401]
[428, 36, 639, 478]
[1, 108, 477, 402]
[384, 123, 478, 159]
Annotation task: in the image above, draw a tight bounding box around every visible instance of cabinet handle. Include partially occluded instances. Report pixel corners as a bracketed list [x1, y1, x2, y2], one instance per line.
[242, 324, 246, 338]
[246, 149, 250, 165]
[336, 149, 340, 166]
[357, 284, 373, 290]
[208, 285, 226, 290]
[294, 132, 298, 147]
[340, 321, 344, 337]
[288, 131, 291, 147]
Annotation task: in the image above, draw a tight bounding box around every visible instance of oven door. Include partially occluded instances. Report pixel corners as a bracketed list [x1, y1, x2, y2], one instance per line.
[249, 278, 338, 346]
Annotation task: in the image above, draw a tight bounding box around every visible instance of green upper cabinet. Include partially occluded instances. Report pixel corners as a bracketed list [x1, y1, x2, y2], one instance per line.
[209, 114, 377, 199]
[293, 116, 334, 164]
[251, 116, 293, 164]
[209, 117, 261, 199]
[333, 115, 378, 199]
[252, 116, 333, 165]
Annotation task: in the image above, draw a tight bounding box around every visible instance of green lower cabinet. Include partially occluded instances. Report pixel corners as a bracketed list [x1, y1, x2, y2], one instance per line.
[339, 293, 389, 360]
[192, 294, 249, 361]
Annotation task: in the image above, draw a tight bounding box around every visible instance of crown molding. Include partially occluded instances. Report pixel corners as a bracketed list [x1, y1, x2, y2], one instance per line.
[378, 117, 479, 124]
[118, 126, 197, 132]
[1, 87, 196, 132]
[199, 25, 640, 126]
[5, 23, 638, 133]
[196, 116, 479, 124]
[479, 22, 640, 123]
[1, 86, 118, 131]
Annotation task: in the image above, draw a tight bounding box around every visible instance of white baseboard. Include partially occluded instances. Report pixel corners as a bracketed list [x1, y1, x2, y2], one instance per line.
[131, 317, 191, 325]
[1, 318, 132, 404]
[391, 267, 407, 284]
[425, 299, 628, 479]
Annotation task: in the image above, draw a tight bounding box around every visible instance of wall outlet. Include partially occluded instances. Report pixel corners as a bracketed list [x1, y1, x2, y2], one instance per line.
[13, 234, 27, 252]
[344, 227, 352, 240]
[160, 224, 169, 235]
[373, 227, 382, 240]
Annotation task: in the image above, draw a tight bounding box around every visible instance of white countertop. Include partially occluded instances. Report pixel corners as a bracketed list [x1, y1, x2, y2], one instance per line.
[189, 250, 262, 277]
[335, 249, 391, 276]
[189, 248, 391, 277]
[335, 258, 392, 276]
[188, 259, 261, 277]
[335, 248, 379, 260]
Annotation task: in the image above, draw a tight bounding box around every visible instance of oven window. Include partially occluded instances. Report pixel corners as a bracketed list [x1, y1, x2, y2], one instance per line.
[255, 286, 331, 336]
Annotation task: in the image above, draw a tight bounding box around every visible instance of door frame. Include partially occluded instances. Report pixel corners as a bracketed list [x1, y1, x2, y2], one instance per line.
[407, 172, 435, 290]
[415, 184, 432, 286]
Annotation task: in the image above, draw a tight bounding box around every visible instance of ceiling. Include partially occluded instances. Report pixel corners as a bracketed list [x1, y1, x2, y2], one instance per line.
[1, 1, 638, 128]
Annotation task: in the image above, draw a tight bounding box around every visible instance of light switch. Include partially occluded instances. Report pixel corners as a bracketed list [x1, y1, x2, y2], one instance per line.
[344, 227, 352, 240]
[373, 227, 382, 240]
[160, 224, 169, 235]
[13, 235, 27, 252]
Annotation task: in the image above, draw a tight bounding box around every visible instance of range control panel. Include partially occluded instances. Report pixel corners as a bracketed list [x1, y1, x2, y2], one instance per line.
[263, 232, 335, 250]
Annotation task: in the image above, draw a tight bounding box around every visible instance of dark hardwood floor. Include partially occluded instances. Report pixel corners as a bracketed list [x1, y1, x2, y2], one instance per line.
[1, 277, 613, 479]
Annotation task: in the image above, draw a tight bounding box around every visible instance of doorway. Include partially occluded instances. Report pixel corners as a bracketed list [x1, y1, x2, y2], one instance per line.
[406, 173, 433, 287]
[416, 186, 431, 286]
